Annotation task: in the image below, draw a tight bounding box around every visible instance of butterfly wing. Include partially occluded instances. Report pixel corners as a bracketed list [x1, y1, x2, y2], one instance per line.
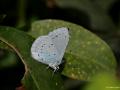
[31, 27, 69, 70]
[48, 27, 69, 61]
[31, 36, 60, 66]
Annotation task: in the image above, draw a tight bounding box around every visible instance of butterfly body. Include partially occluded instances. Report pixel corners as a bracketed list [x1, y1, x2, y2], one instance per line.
[31, 27, 69, 71]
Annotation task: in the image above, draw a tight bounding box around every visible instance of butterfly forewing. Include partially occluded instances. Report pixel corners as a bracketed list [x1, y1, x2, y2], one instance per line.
[48, 27, 69, 60]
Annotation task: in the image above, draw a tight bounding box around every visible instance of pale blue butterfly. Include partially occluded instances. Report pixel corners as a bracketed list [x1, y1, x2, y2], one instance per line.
[31, 27, 69, 72]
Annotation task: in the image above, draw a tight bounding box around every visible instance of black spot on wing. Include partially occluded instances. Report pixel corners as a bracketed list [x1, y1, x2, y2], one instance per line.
[53, 53, 56, 56]
[51, 44, 53, 45]
[55, 35, 58, 37]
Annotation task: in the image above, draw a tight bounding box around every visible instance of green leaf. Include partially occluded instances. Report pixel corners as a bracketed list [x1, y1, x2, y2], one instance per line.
[29, 19, 116, 80]
[0, 26, 64, 90]
[83, 72, 120, 90]
[0, 48, 19, 69]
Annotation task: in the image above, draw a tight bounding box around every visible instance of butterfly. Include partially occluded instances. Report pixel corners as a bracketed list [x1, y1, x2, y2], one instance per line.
[31, 27, 69, 72]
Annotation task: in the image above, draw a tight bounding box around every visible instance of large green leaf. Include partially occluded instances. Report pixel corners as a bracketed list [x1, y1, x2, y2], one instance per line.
[0, 26, 64, 90]
[29, 19, 116, 80]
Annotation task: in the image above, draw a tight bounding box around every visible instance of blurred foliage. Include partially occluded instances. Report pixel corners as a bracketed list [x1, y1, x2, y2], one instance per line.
[0, 0, 120, 90]
[83, 72, 120, 90]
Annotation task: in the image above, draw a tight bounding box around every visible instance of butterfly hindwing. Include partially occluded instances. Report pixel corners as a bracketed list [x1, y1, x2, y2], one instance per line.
[31, 36, 60, 65]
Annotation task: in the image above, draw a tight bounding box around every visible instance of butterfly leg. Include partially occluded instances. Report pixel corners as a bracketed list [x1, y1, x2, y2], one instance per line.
[48, 63, 59, 76]
[53, 66, 59, 72]
[46, 65, 50, 69]
[52, 66, 59, 76]
[48, 63, 59, 72]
